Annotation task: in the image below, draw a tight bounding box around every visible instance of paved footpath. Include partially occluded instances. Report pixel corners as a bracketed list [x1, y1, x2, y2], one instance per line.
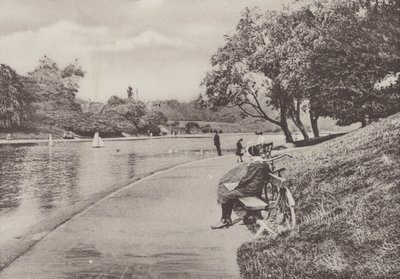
[0, 155, 251, 279]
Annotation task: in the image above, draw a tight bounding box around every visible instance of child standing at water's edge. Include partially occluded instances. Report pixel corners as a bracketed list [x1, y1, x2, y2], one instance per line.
[236, 138, 244, 163]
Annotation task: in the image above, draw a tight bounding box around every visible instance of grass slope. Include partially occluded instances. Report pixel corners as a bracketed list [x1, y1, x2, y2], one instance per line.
[237, 113, 400, 279]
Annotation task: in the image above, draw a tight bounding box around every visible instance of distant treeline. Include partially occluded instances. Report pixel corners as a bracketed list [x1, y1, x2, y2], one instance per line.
[0, 57, 168, 137]
[1, 55, 338, 138]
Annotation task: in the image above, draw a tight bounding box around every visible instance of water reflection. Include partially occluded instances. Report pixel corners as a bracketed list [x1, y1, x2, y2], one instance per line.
[29, 147, 80, 211]
[0, 146, 26, 211]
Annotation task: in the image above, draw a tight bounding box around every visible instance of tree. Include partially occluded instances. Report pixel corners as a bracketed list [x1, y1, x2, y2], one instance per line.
[145, 110, 168, 125]
[201, 124, 213, 133]
[104, 95, 147, 132]
[30, 56, 84, 97]
[258, 8, 316, 140]
[185, 121, 200, 134]
[127, 86, 133, 99]
[275, 1, 400, 131]
[27, 56, 84, 120]
[61, 59, 85, 92]
[107, 95, 125, 107]
[201, 8, 295, 143]
[25, 56, 86, 132]
[306, 1, 400, 127]
[0, 64, 32, 129]
[267, 7, 325, 138]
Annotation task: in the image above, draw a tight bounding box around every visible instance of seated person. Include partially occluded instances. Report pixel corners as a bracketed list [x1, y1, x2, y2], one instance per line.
[248, 142, 273, 158]
[212, 152, 271, 229]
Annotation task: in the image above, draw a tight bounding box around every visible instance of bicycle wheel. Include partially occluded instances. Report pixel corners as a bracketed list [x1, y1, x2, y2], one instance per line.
[267, 187, 296, 234]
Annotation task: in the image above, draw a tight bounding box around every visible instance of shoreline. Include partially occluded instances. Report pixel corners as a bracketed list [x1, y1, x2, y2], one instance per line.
[0, 130, 343, 146]
[0, 135, 212, 146]
[0, 132, 273, 146]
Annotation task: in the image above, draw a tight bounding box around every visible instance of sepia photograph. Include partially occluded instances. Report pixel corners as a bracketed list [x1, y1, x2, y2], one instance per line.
[0, 0, 399, 278]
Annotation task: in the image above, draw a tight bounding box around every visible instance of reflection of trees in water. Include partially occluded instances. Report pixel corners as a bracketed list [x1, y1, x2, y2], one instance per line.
[0, 146, 27, 212]
[20, 146, 80, 211]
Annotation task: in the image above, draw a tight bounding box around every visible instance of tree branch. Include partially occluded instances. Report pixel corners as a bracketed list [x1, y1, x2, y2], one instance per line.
[237, 104, 265, 119]
[245, 88, 281, 126]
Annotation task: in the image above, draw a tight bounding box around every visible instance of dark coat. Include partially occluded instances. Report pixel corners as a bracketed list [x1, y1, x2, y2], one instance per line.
[236, 141, 243, 155]
[235, 161, 270, 195]
[217, 161, 270, 204]
[214, 134, 220, 146]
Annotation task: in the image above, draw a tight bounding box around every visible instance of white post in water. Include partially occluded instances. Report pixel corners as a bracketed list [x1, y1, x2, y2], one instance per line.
[48, 134, 53, 147]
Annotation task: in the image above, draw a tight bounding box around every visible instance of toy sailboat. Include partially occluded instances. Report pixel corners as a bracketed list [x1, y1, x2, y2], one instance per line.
[92, 132, 105, 148]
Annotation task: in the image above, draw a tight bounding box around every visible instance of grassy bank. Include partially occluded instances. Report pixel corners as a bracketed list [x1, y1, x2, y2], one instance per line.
[237, 113, 400, 279]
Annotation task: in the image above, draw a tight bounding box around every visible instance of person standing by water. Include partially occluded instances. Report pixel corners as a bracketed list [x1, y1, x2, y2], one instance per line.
[236, 138, 244, 163]
[214, 131, 222, 156]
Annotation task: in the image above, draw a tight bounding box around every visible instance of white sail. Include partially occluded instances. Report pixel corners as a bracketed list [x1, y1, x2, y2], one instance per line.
[92, 132, 105, 148]
[48, 134, 53, 147]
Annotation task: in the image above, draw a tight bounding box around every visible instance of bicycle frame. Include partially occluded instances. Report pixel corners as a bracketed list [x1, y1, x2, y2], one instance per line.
[262, 153, 293, 172]
[261, 153, 293, 205]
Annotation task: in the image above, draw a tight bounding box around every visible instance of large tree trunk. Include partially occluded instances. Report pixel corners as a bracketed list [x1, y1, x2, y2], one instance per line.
[296, 121, 309, 141]
[290, 100, 309, 141]
[279, 98, 294, 143]
[280, 119, 294, 143]
[310, 109, 320, 138]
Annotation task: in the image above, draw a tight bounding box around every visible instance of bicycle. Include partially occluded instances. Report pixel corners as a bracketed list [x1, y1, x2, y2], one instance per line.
[257, 153, 296, 236]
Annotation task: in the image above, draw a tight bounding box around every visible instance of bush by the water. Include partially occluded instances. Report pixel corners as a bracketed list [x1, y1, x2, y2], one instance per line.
[238, 113, 400, 279]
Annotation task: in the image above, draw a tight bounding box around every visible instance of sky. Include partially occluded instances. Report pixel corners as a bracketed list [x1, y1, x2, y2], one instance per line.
[0, 0, 291, 102]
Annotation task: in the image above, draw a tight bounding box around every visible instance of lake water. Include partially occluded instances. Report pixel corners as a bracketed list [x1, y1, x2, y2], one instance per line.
[0, 134, 284, 244]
